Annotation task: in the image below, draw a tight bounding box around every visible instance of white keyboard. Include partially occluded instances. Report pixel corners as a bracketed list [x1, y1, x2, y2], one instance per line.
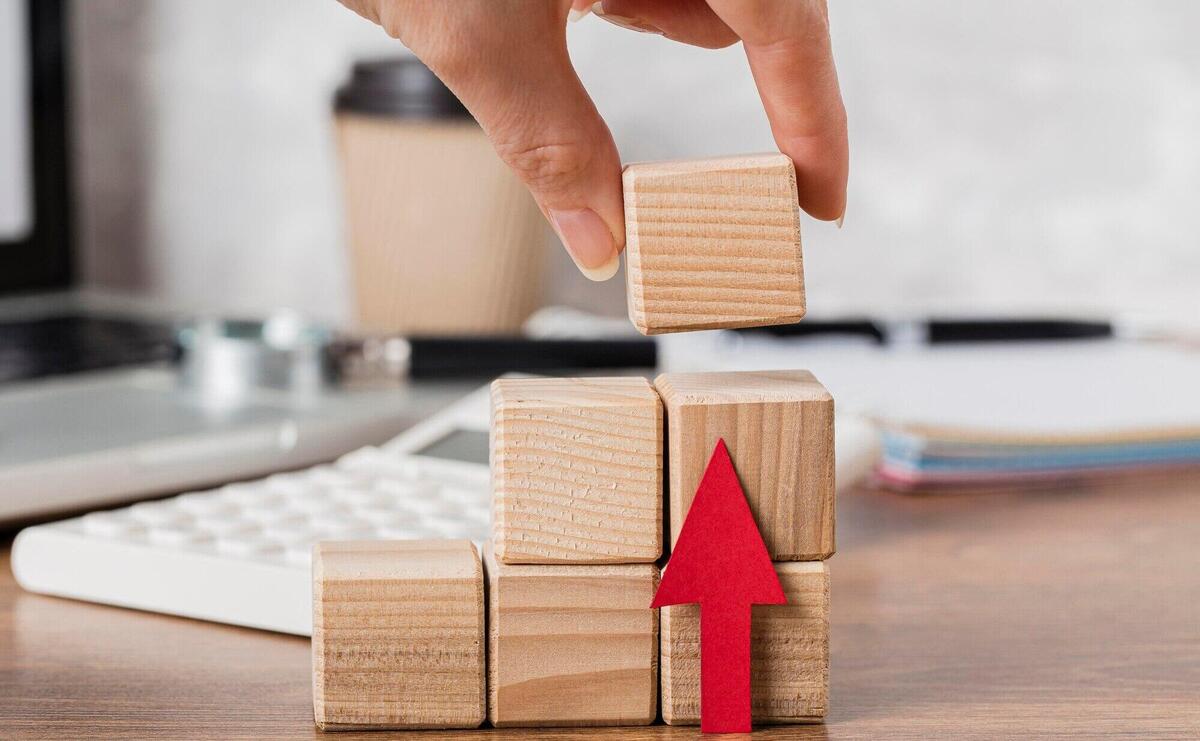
[13, 386, 495, 636]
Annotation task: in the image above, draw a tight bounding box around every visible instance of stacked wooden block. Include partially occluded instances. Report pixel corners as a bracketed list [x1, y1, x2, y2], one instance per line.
[311, 371, 834, 730]
[487, 377, 663, 727]
[655, 370, 834, 725]
[311, 153, 834, 730]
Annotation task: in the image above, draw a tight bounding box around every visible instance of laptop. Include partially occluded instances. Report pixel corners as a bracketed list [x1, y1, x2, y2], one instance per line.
[0, 0, 458, 525]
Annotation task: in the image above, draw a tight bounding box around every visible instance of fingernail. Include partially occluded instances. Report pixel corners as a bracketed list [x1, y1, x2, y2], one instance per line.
[591, 3, 664, 35]
[567, 5, 592, 23]
[835, 210, 845, 229]
[550, 208, 621, 282]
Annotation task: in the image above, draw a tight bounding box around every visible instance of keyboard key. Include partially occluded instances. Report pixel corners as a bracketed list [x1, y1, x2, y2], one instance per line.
[374, 522, 432, 539]
[438, 485, 488, 505]
[328, 487, 391, 508]
[312, 512, 370, 531]
[340, 449, 419, 478]
[216, 537, 283, 558]
[463, 507, 492, 526]
[149, 525, 212, 547]
[422, 515, 469, 537]
[217, 485, 279, 507]
[239, 498, 291, 522]
[409, 497, 467, 520]
[373, 478, 436, 497]
[311, 522, 375, 541]
[173, 491, 237, 515]
[197, 517, 260, 538]
[128, 502, 192, 527]
[355, 507, 416, 528]
[261, 519, 317, 541]
[285, 493, 345, 515]
[307, 467, 358, 488]
[81, 512, 146, 539]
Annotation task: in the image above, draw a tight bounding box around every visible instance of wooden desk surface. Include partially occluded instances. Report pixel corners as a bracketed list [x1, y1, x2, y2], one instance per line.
[3, 477, 1199, 740]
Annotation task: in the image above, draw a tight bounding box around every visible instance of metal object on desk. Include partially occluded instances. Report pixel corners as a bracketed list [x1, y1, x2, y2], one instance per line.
[177, 314, 336, 404]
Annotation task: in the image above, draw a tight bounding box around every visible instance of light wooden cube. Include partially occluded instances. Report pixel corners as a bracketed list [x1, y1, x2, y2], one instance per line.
[655, 370, 835, 561]
[491, 376, 662, 564]
[623, 153, 806, 335]
[661, 561, 830, 725]
[312, 540, 484, 731]
[485, 547, 659, 727]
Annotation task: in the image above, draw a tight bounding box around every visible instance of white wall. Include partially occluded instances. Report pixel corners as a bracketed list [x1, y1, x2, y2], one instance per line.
[72, 1, 1200, 322]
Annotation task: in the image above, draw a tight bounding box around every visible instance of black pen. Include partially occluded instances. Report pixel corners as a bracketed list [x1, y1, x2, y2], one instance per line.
[738, 318, 1114, 345]
[331, 335, 658, 381]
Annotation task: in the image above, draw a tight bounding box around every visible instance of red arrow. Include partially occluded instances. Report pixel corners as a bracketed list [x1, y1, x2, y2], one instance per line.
[651, 439, 786, 733]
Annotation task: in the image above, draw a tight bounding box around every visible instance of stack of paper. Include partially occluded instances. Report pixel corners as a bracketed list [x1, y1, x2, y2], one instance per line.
[877, 428, 1200, 490]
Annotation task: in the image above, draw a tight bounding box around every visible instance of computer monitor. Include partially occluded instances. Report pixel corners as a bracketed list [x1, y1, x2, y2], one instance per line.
[0, 0, 71, 293]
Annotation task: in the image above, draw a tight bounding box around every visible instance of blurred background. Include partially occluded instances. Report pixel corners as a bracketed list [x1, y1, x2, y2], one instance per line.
[4, 0, 1200, 513]
[70, 0, 1200, 323]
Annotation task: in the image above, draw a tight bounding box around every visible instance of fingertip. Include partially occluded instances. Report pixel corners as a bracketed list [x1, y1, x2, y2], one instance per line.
[579, 252, 622, 282]
[797, 189, 847, 222]
[550, 207, 623, 282]
[777, 133, 848, 223]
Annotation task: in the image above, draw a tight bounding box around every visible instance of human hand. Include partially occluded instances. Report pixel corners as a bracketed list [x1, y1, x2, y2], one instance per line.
[338, 0, 847, 281]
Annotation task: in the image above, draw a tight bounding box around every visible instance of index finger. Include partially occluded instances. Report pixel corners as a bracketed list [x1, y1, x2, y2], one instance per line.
[708, 0, 848, 222]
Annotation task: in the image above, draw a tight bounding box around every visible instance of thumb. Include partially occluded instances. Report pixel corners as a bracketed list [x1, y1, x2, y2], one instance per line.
[418, 18, 625, 281]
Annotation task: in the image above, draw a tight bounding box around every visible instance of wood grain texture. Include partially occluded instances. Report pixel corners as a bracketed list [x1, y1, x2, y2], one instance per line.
[491, 377, 662, 564]
[484, 547, 659, 727]
[623, 153, 806, 335]
[337, 115, 546, 334]
[7, 473, 1200, 739]
[655, 370, 836, 561]
[661, 561, 829, 725]
[311, 540, 484, 730]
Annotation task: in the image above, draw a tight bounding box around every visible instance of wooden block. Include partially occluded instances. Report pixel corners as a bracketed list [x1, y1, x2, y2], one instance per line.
[623, 153, 806, 335]
[491, 376, 662, 564]
[484, 547, 659, 727]
[312, 540, 484, 731]
[655, 370, 835, 561]
[661, 561, 830, 725]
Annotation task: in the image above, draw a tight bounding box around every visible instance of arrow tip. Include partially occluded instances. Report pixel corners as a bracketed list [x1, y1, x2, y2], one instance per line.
[651, 438, 786, 608]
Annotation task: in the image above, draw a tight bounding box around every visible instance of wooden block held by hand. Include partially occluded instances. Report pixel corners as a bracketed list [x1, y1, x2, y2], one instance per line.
[623, 153, 806, 335]
[491, 376, 662, 564]
[655, 370, 835, 561]
[661, 561, 830, 725]
[312, 540, 484, 731]
[485, 548, 659, 727]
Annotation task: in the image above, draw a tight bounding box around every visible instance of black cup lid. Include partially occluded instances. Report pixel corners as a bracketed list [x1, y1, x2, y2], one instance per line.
[334, 57, 472, 120]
